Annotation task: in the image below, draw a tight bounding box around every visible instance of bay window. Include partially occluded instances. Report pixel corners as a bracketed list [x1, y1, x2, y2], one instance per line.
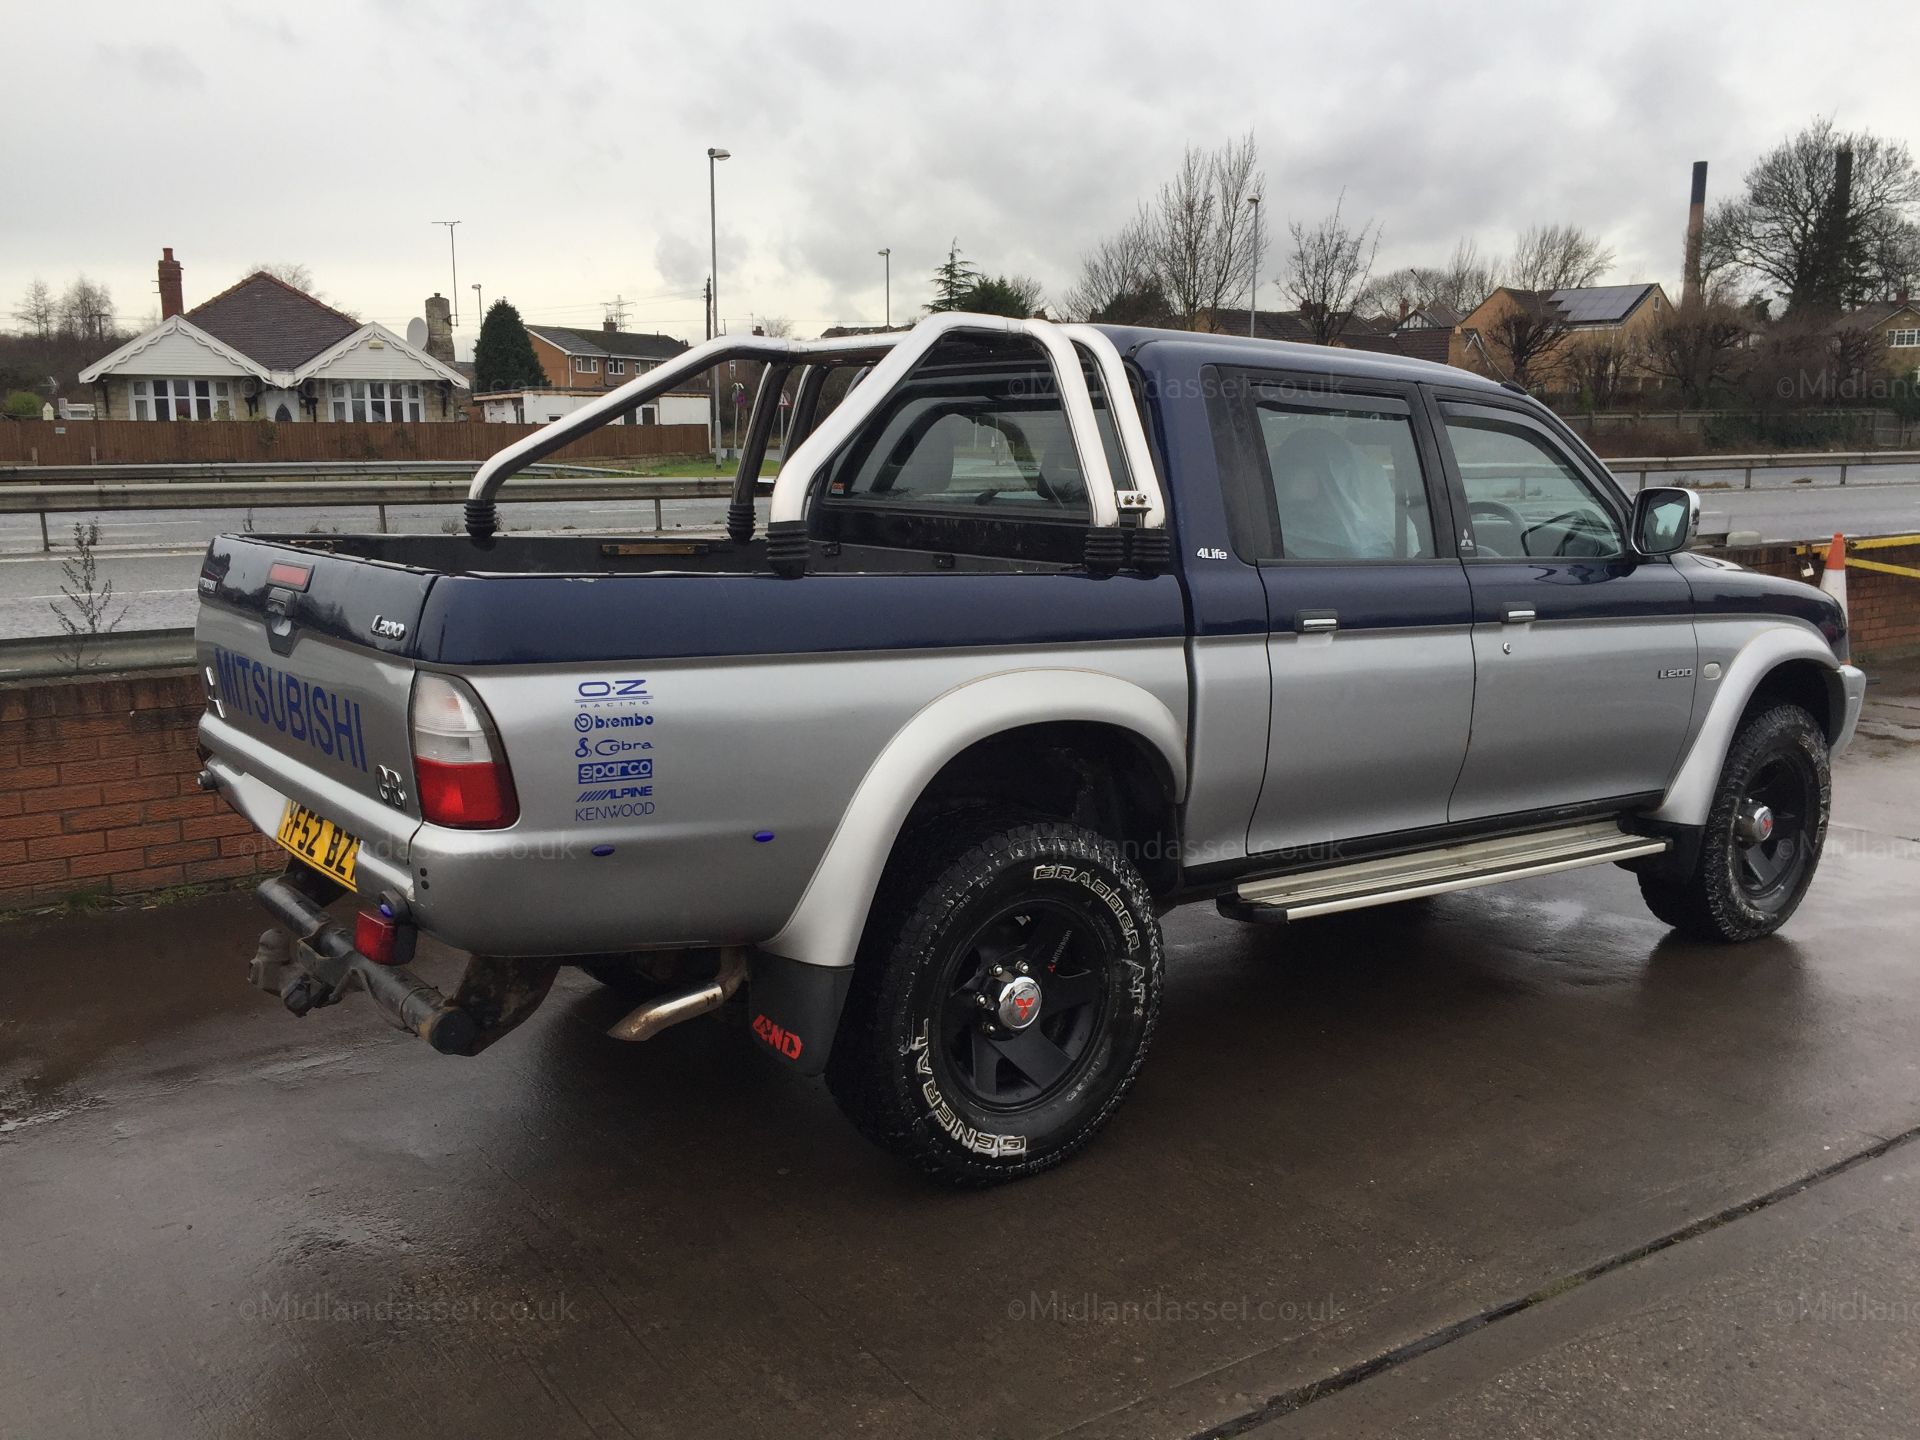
[328, 381, 425, 422]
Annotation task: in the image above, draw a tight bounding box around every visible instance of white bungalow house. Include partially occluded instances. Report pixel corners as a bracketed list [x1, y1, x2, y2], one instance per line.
[78, 249, 467, 422]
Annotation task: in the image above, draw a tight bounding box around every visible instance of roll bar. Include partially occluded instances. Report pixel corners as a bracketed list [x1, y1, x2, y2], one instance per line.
[461, 314, 1168, 575]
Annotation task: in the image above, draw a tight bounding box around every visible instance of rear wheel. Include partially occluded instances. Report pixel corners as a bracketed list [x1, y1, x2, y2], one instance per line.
[827, 818, 1163, 1185]
[1639, 703, 1830, 942]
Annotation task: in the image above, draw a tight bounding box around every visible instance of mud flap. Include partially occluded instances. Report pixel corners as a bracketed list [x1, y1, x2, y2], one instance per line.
[746, 951, 852, 1077]
[447, 958, 562, 1055]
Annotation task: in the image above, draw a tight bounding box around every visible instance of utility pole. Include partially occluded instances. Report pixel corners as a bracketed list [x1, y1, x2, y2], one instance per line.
[707, 146, 731, 462]
[1247, 193, 1261, 338]
[433, 220, 462, 326]
[879, 247, 891, 327]
[605, 294, 631, 329]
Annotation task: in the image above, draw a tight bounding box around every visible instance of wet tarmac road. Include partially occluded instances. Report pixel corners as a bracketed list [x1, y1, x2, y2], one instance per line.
[3, 705, 1918, 1438]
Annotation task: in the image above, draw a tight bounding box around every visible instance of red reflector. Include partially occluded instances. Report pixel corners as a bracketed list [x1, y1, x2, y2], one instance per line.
[415, 756, 519, 829]
[355, 909, 398, 965]
[267, 561, 313, 590]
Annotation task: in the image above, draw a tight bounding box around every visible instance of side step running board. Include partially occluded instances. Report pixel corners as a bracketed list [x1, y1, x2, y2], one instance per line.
[1232, 820, 1668, 921]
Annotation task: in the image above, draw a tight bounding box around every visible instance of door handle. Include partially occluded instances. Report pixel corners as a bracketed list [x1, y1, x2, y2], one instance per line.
[1295, 610, 1340, 633]
[1502, 605, 1537, 624]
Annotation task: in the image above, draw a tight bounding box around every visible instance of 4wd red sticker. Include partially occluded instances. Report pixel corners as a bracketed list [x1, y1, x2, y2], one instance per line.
[751, 1013, 803, 1061]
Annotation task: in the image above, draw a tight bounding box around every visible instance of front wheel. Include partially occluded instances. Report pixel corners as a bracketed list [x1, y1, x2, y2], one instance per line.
[827, 819, 1163, 1185]
[1639, 702, 1831, 942]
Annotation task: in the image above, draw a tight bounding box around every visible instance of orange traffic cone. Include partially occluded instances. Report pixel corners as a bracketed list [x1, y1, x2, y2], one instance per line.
[1819, 532, 1848, 616]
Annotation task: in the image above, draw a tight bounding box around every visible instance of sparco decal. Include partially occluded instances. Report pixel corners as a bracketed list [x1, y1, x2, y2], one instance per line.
[910, 1025, 1027, 1157]
[212, 645, 369, 773]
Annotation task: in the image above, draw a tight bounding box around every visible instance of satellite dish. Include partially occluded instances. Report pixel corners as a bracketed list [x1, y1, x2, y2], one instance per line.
[406, 317, 429, 348]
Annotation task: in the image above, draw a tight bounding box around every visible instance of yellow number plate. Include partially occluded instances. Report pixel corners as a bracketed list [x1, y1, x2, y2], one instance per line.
[275, 801, 360, 887]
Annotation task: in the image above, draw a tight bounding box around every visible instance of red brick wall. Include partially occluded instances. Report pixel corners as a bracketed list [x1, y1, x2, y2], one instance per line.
[0, 670, 279, 912]
[1717, 538, 1920, 661]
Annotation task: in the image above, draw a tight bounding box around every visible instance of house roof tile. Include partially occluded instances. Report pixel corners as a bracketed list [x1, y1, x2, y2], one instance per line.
[185, 272, 361, 371]
[527, 325, 690, 362]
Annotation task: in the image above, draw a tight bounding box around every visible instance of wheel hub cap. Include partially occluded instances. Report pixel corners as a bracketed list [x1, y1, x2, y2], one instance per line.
[1736, 802, 1776, 845]
[995, 975, 1043, 1031]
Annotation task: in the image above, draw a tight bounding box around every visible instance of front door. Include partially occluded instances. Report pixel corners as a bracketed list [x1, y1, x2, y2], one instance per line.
[1216, 377, 1477, 863]
[1432, 397, 1697, 821]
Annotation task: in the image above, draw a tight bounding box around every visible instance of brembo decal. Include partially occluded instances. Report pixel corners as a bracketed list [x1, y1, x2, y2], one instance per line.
[567, 679, 664, 823]
[910, 1024, 1027, 1158]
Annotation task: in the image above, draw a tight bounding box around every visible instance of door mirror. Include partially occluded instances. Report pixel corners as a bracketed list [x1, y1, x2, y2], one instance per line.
[1630, 486, 1698, 557]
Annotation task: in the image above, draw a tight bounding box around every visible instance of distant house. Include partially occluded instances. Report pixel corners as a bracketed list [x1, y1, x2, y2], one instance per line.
[1835, 293, 1920, 379]
[473, 321, 709, 428]
[78, 249, 466, 422]
[1452, 283, 1671, 392]
[526, 323, 690, 389]
[1196, 307, 1389, 345]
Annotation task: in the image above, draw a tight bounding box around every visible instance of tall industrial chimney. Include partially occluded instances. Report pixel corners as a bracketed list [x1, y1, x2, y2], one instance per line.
[423, 293, 454, 364]
[1682, 162, 1707, 307]
[158, 247, 184, 319]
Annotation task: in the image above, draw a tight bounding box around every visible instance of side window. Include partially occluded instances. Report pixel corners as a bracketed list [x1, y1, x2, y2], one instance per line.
[1252, 397, 1436, 561]
[821, 336, 1099, 520]
[1443, 414, 1623, 560]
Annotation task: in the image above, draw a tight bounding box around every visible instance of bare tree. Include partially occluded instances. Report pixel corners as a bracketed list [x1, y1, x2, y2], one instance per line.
[1362, 237, 1501, 322]
[1066, 134, 1263, 327]
[1642, 298, 1753, 406]
[1479, 295, 1573, 390]
[1562, 333, 1645, 409]
[1283, 193, 1382, 344]
[758, 315, 795, 338]
[55, 277, 115, 344]
[1062, 210, 1159, 320]
[1707, 118, 1920, 312]
[250, 261, 316, 291]
[1507, 224, 1614, 293]
[1149, 134, 1263, 324]
[14, 280, 55, 342]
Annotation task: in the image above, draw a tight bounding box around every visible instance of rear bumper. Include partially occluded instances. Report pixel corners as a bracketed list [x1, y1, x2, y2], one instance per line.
[251, 865, 482, 1054]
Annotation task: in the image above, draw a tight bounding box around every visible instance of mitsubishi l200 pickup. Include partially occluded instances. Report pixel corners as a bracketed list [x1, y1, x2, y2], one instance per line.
[196, 313, 1865, 1183]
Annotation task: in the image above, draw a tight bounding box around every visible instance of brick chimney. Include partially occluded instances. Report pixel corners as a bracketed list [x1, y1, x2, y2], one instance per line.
[603, 317, 617, 332]
[1682, 161, 1707, 307]
[423, 293, 454, 364]
[158, 247, 184, 319]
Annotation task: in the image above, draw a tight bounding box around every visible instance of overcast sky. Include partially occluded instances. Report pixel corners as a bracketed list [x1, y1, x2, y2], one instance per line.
[6, 0, 1918, 353]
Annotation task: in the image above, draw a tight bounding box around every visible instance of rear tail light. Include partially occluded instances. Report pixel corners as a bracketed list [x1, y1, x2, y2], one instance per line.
[409, 673, 519, 828]
[355, 908, 399, 964]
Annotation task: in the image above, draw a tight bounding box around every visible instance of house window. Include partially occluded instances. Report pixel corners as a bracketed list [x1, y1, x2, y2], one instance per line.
[130, 378, 232, 420]
[1888, 328, 1920, 348]
[608, 359, 626, 376]
[328, 381, 424, 422]
[575, 356, 598, 373]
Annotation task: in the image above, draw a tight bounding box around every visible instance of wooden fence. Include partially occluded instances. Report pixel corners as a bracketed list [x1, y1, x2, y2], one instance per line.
[0, 419, 710, 467]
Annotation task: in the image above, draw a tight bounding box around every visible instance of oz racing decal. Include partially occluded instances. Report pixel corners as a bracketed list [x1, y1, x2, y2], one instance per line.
[567, 679, 662, 822]
[910, 1024, 1027, 1158]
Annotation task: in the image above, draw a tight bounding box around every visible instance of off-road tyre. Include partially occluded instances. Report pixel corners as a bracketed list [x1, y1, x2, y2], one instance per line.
[827, 816, 1163, 1186]
[1638, 702, 1830, 943]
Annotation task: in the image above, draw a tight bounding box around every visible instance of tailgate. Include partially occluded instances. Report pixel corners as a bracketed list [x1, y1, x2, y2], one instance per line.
[195, 536, 429, 819]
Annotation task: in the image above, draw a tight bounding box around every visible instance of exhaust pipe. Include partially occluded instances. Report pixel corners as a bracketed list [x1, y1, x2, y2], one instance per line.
[608, 948, 749, 1042]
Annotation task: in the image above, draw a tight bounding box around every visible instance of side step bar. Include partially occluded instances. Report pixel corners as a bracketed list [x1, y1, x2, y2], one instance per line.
[1232, 820, 1669, 921]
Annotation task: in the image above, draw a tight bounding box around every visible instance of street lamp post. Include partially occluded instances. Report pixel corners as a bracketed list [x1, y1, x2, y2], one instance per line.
[1246, 194, 1260, 338]
[879, 247, 891, 327]
[471, 283, 483, 327]
[433, 220, 462, 326]
[707, 146, 731, 461]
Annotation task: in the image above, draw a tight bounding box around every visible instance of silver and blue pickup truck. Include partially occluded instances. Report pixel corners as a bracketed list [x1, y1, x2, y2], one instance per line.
[196, 313, 1865, 1184]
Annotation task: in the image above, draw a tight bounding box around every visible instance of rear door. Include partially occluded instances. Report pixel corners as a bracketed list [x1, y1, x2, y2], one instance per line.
[1429, 396, 1697, 820]
[1212, 372, 1476, 860]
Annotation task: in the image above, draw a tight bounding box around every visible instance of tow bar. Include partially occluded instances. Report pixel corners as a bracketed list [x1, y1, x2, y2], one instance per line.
[249, 865, 556, 1056]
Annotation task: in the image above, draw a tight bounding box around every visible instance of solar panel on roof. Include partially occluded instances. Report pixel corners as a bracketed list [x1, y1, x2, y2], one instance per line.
[1549, 285, 1651, 324]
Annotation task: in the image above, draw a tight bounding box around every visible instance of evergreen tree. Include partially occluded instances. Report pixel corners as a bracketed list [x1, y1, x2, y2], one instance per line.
[926, 240, 983, 312]
[473, 299, 547, 390]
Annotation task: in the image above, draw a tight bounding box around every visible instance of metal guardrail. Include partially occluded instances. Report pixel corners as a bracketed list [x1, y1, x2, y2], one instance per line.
[0, 628, 196, 681]
[1607, 450, 1920, 490]
[0, 470, 741, 551]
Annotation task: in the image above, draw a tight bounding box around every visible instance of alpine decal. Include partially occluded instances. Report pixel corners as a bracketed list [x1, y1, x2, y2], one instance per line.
[212, 645, 369, 772]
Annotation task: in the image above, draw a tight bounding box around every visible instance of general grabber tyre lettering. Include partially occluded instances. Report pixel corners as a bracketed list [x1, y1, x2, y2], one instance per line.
[1639, 702, 1831, 943]
[826, 819, 1164, 1185]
